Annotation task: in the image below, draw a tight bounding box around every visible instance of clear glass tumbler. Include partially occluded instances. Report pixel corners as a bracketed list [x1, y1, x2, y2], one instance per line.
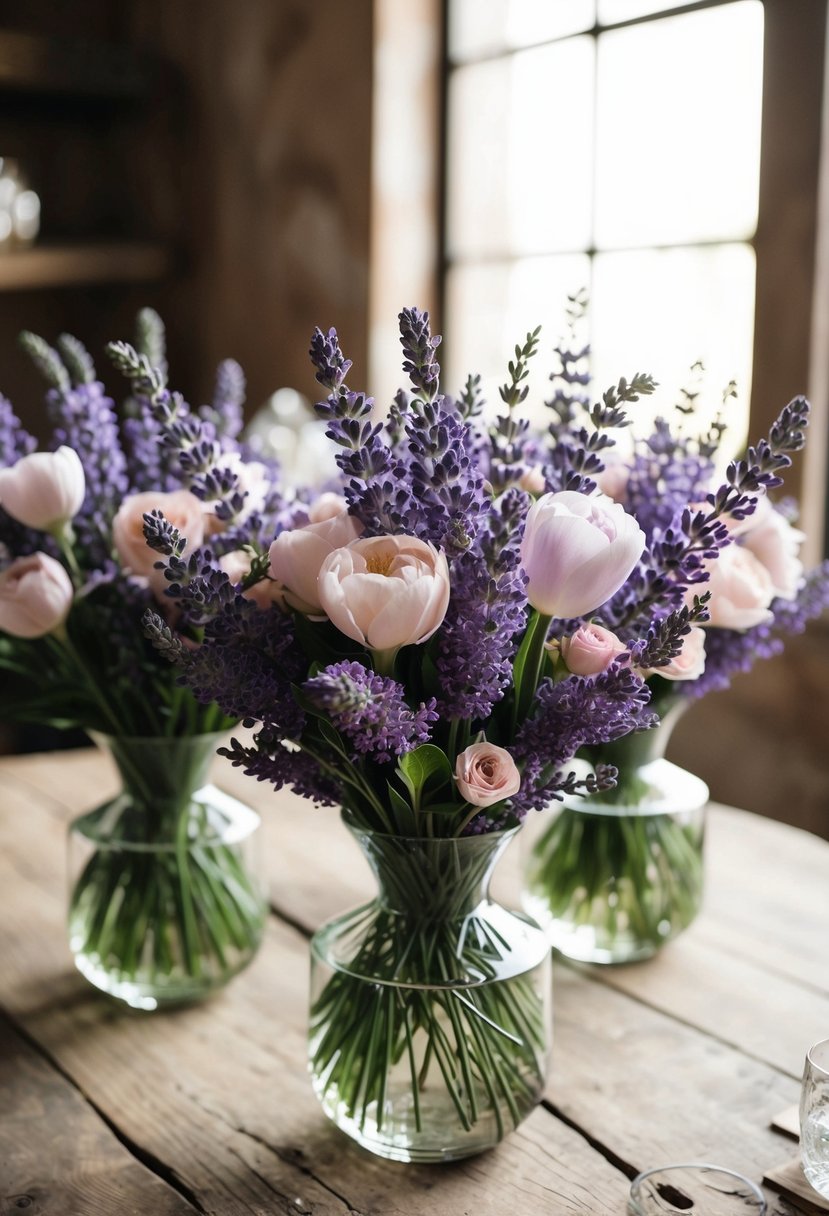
[801, 1037, 829, 1198]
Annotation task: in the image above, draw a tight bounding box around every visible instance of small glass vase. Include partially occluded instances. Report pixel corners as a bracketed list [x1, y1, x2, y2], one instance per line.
[309, 820, 552, 1163]
[68, 733, 267, 1009]
[522, 700, 708, 964]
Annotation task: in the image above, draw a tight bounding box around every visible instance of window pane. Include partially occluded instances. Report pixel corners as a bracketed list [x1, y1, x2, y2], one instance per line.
[443, 255, 591, 421]
[447, 40, 595, 260]
[449, 0, 595, 62]
[594, 2, 763, 248]
[590, 244, 755, 451]
[598, 0, 700, 23]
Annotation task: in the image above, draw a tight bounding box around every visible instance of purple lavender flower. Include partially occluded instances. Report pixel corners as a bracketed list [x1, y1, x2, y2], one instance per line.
[399, 306, 441, 401]
[303, 660, 438, 762]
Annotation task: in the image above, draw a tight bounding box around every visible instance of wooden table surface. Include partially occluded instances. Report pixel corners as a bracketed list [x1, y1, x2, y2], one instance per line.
[1, 746, 828, 1216]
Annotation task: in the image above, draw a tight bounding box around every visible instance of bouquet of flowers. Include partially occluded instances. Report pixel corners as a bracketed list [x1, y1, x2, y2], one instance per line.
[130, 304, 802, 1158]
[522, 305, 829, 963]
[0, 311, 283, 1005]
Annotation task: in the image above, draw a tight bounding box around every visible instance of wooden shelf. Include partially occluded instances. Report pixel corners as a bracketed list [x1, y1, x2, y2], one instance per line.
[0, 243, 172, 291]
[0, 30, 157, 99]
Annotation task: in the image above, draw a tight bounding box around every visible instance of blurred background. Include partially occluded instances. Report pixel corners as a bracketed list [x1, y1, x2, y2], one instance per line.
[0, 0, 827, 834]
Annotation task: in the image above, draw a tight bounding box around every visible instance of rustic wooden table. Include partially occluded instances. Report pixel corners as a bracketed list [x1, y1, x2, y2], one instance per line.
[1, 746, 828, 1216]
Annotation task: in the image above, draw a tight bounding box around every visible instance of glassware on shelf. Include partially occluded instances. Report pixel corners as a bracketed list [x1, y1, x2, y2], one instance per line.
[0, 158, 40, 249]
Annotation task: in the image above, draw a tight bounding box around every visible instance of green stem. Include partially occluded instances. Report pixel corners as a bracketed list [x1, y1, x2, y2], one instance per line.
[513, 610, 552, 728]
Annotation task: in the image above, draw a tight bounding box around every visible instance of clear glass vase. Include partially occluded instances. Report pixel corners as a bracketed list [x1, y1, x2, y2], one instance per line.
[522, 700, 708, 964]
[68, 733, 267, 1009]
[309, 820, 552, 1162]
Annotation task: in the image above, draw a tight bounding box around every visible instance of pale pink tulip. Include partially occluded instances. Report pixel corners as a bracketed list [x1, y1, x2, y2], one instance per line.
[704, 544, 775, 630]
[113, 490, 205, 578]
[317, 534, 450, 652]
[645, 626, 707, 681]
[269, 510, 362, 614]
[454, 742, 521, 808]
[521, 490, 645, 619]
[560, 623, 628, 676]
[740, 497, 804, 601]
[0, 446, 85, 532]
[308, 492, 349, 523]
[219, 549, 285, 611]
[0, 552, 73, 638]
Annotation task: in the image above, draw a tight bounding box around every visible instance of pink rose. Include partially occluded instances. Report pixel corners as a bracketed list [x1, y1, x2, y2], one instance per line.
[645, 626, 707, 681]
[0, 552, 74, 638]
[308, 492, 349, 523]
[0, 446, 85, 532]
[113, 490, 205, 579]
[704, 544, 775, 630]
[219, 549, 285, 611]
[521, 490, 645, 619]
[269, 509, 362, 614]
[317, 534, 450, 653]
[560, 623, 627, 676]
[740, 497, 804, 601]
[454, 742, 521, 808]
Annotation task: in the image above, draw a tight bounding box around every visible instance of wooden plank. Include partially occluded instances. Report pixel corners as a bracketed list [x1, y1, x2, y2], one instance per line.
[0, 762, 633, 1216]
[0, 243, 172, 292]
[0, 1014, 195, 1216]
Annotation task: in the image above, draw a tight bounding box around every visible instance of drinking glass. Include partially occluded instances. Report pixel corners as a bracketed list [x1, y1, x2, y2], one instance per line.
[801, 1037, 829, 1198]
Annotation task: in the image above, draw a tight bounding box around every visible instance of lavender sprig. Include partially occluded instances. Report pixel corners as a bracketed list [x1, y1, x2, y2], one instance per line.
[399, 306, 441, 402]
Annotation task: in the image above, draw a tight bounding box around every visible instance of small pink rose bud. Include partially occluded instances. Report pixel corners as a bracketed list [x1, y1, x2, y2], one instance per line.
[0, 552, 74, 638]
[0, 446, 85, 532]
[269, 509, 363, 614]
[521, 490, 645, 619]
[317, 534, 450, 652]
[560, 623, 627, 676]
[644, 626, 707, 681]
[454, 742, 521, 808]
[113, 490, 205, 579]
[518, 466, 546, 495]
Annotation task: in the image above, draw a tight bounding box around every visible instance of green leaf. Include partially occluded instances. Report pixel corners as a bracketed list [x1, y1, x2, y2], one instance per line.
[396, 744, 453, 807]
[386, 782, 418, 835]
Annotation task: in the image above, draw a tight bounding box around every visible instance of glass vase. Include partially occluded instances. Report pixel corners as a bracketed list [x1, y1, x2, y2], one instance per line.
[68, 733, 267, 1009]
[309, 820, 552, 1163]
[522, 700, 708, 964]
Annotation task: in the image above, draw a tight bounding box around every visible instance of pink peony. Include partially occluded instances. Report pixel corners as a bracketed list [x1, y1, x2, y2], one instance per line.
[454, 742, 521, 808]
[0, 446, 85, 532]
[113, 490, 205, 579]
[269, 509, 362, 614]
[704, 544, 775, 630]
[0, 552, 74, 638]
[560, 623, 627, 676]
[317, 534, 450, 653]
[521, 490, 645, 619]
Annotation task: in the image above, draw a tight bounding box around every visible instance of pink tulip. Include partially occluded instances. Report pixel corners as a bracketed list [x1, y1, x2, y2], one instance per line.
[113, 490, 205, 579]
[317, 534, 450, 653]
[0, 446, 85, 532]
[644, 626, 707, 681]
[0, 552, 74, 638]
[219, 549, 285, 611]
[269, 510, 363, 614]
[560, 623, 628, 676]
[454, 742, 521, 808]
[521, 490, 646, 619]
[703, 544, 775, 630]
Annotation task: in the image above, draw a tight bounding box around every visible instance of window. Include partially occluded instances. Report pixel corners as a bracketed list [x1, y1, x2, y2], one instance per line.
[444, 0, 766, 447]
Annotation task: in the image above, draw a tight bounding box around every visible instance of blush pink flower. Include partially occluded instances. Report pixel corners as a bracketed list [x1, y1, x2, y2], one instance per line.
[644, 626, 707, 681]
[269, 509, 363, 614]
[594, 456, 630, 504]
[308, 492, 349, 523]
[219, 549, 285, 611]
[703, 544, 775, 630]
[0, 552, 74, 638]
[740, 497, 804, 602]
[113, 490, 205, 579]
[0, 446, 85, 532]
[317, 534, 450, 655]
[454, 742, 521, 808]
[560, 623, 628, 676]
[521, 490, 645, 619]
